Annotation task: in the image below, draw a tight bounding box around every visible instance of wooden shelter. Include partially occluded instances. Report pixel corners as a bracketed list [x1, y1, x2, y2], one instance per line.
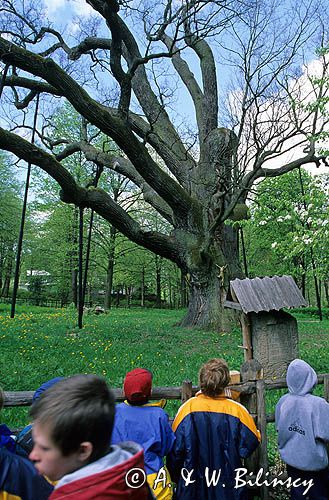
[225, 275, 307, 378]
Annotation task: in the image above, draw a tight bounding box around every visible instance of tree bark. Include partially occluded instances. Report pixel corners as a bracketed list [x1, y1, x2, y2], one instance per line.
[180, 270, 187, 308]
[155, 256, 162, 308]
[324, 281, 329, 308]
[1, 246, 14, 298]
[140, 267, 145, 308]
[104, 225, 117, 310]
[70, 208, 78, 307]
[179, 225, 242, 329]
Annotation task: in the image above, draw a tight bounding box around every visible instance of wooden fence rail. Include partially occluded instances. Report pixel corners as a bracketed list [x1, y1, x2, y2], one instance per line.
[3, 381, 255, 407]
[3, 371, 329, 500]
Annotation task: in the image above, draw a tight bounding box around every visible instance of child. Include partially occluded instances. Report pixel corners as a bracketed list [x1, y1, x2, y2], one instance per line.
[167, 358, 260, 499]
[111, 368, 175, 499]
[29, 374, 150, 499]
[275, 359, 329, 499]
[0, 389, 53, 499]
[16, 377, 63, 458]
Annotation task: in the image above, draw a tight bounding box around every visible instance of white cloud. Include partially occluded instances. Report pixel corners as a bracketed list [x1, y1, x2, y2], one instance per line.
[229, 56, 329, 176]
[45, 0, 66, 17]
[45, 0, 94, 20]
[70, 0, 94, 17]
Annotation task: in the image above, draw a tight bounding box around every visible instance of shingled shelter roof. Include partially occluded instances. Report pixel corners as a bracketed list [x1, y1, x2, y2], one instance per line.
[229, 275, 307, 314]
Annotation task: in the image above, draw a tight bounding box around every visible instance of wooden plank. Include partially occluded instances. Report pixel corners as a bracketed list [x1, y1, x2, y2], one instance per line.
[3, 391, 34, 407]
[240, 360, 263, 475]
[5, 374, 327, 408]
[223, 300, 242, 311]
[3, 380, 258, 407]
[229, 370, 240, 384]
[3, 387, 183, 406]
[181, 380, 192, 403]
[324, 374, 329, 402]
[240, 313, 253, 361]
[256, 379, 269, 500]
[265, 373, 326, 390]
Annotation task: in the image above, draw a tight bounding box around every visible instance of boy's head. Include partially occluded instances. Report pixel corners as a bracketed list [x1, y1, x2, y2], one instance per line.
[124, 368, 152, 405]
[199, 358, 230, 397]
[29, 374, 115, 481]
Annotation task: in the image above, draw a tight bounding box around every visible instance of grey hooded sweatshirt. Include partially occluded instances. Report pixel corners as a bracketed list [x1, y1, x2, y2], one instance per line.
[275, 359, 329, 471]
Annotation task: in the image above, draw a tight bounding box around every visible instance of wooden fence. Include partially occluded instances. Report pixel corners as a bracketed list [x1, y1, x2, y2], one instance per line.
[3, 361, 329, 500]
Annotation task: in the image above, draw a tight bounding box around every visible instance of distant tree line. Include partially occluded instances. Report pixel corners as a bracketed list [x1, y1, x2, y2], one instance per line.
[0, 146, 327, 310]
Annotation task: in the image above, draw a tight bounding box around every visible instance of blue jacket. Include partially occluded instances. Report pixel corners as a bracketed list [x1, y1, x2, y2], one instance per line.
[167, 392, 260, 500]
[111, 400, 175, 475]
[275, 359, 329, 471]
[0, 424, 16, 453]
[0, 448, 53, 500]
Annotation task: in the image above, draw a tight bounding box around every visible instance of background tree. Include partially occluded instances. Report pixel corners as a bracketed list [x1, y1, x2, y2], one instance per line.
[0, 0, 328, 329]
[0, 152, 22, 297]
[243, 169, 329, 306]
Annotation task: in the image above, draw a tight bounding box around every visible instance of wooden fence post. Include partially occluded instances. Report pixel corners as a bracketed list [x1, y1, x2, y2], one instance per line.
[240, 360, 263, 493]
[181, 380, 192, 403]
[256, 379, 269, 500]
[324, 374, 329, 403]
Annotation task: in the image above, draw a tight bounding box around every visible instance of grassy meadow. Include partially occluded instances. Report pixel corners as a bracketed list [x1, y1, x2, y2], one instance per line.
[0, 302, 328, 465]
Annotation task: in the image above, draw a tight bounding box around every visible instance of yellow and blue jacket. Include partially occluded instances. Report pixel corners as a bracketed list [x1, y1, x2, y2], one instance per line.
[111, 400, 175, 499]
[167, 392, 260, 500]
[0, 448, 53, 500]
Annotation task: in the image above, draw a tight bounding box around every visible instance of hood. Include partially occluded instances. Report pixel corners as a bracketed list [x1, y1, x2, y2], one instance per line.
[33, 377, 63, 403]
[287, 359, 317, 396]
[56, 442, 142, 488]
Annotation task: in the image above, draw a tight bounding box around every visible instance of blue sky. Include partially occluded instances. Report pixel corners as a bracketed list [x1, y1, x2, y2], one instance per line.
[46, 0, 94, 23]
[1, 0, 327, 176]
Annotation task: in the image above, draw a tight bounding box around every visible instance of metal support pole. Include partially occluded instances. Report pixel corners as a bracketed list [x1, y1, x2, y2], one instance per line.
[11, 94, 40, 318]
[78, 207, 84, 329]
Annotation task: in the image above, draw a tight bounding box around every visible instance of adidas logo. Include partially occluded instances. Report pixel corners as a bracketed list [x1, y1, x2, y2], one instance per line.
[288, 419, 305, 435]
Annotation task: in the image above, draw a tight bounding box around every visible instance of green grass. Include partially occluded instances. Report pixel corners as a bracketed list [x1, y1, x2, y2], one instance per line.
[0, 304, 245, 427]
[0, 303, 328, 452]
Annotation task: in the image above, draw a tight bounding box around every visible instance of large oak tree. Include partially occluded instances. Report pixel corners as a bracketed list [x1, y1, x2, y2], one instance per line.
[0, 0, 328, 328]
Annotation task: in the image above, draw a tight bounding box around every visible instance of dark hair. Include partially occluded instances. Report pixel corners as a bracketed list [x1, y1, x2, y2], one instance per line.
[30, 375, 115, 462]
[199, 358, 231, 397]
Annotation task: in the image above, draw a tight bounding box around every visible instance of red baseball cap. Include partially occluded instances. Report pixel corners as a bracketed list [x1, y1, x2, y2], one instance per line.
[124, 368, 152, 402]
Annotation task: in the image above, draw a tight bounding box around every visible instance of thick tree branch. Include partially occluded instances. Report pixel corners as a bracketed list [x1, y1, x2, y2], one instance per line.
[0, 126, 181, 264]
[87, 1, 193, 188]
[69, 37, 112, 60]
[0, 36, 195, 218]
[5, 75, 195, 187]
[182, 34, 218, 142]
[0, 127, 84, 205]
[161, 34, 204, 125]
[4, 75, 62, 96]
[208, 146, 327, 234]
[57, 140, 174, 223]
[100, 1, 132, 118]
